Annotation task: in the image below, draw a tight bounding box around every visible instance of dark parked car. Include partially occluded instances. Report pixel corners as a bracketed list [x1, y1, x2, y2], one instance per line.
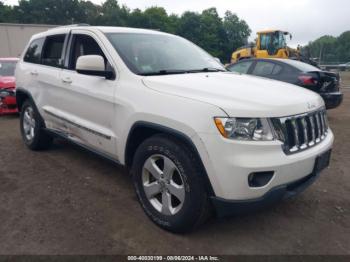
[226, 58, 343, 109]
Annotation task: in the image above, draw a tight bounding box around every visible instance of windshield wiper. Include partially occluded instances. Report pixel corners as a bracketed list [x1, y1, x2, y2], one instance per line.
[141, 69, 189, 76]
[185, 67, 226, 73]
[141, 67, 226, 76]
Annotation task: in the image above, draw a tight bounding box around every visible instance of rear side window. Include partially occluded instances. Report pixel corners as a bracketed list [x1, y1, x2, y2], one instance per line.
[252, 61, 282, 76]
[227, 61, 253, 74]
[42, 35, 66, 67]
[24, 38, 45, 64]
[272, 64, 283, 75]
[252, 61, 274, 76]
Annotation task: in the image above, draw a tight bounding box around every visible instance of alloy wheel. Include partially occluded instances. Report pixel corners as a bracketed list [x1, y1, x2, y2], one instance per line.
[142, 154, 185, 216]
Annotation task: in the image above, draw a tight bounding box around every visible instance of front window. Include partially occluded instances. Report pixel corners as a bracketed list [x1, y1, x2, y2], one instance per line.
[0, 61, 17, 76]
[106, 33, 225, 75]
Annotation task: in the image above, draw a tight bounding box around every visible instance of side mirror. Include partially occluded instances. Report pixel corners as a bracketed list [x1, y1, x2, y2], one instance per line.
[76, 55, 115, 80]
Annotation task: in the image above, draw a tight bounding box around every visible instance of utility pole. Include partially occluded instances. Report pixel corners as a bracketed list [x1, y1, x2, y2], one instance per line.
[319, 44, 323, 65]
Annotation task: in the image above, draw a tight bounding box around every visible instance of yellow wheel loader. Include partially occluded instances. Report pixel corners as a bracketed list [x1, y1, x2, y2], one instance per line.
[231, 30, 300, 63]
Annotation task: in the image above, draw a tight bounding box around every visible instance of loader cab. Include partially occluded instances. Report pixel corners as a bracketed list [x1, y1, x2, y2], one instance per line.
[256, 30, 291, 58]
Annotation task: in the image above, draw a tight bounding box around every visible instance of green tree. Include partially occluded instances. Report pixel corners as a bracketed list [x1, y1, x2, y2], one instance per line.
[176, 11, 202, 43]
[198, 8, 226, 59]
[142, 7, 172, 32]
[96, 0, 128, 26]
[222, 11, 251, 61]
[0, 0, 253, 63]
[336, 31, 350, 62]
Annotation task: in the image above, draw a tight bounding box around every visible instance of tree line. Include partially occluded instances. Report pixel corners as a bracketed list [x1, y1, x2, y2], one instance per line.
[0, 0, 251, 63]
[303, 31, 350, 63]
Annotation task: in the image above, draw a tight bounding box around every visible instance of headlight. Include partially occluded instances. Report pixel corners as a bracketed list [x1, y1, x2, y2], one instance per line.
[0, 91, 10, 97]
[214, 117, 275, 141]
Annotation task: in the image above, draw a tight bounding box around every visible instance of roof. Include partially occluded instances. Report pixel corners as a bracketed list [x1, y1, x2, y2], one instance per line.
[229, 58, 320, 72]
[32, 25, 168, 37]
[257, 30, 289, 34]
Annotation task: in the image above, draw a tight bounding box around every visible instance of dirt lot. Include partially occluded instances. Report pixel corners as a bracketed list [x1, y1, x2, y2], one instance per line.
[0, 91, 349, 255]
[340, 71, 350, 87]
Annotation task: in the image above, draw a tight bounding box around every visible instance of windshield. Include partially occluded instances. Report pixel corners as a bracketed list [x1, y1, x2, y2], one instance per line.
[0, 61, 17, 77]
[106, 33, 225, 75]
[260, 31, 287, 55]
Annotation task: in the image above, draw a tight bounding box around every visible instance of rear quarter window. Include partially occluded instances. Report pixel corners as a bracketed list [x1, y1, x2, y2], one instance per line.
[24, 38, 45, 64]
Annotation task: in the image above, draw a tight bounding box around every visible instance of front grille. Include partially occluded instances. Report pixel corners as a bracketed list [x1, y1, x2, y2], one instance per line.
[272, 108, 329, 154]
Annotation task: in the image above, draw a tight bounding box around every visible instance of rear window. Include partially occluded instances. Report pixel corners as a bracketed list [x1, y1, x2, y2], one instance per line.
[24, 38, 45, 64]
[282, 59, 320, 72]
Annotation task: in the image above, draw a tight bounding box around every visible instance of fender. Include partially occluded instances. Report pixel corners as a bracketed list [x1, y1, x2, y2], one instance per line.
[125, 121, 216, 197]
[16, 87, 35, 112]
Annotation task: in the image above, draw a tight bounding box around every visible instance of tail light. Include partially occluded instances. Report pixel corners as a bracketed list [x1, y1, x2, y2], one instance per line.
[298, 75, 318, 86]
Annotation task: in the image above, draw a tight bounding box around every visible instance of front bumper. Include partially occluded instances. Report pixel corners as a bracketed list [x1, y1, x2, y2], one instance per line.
[211, 161, 326, 217]
[196, 129, 334, 201]
[321, 92, 343, 110]
[0, 96, 18, 115]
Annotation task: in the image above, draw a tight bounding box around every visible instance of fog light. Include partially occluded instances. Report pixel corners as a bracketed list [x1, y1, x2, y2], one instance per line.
[248, 171, 274, 187]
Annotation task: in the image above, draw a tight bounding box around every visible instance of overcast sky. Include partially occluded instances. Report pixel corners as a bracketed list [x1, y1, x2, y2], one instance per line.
[3, 0, 349, 46]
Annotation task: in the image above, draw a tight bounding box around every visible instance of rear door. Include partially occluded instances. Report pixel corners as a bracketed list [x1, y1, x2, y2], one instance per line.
[45, 30, 117, 157]
[38, 34, 68, 115]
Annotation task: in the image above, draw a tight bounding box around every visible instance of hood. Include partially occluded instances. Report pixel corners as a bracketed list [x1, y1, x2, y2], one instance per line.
[0, 76, 16, 89]
[142, 72, 324, 117]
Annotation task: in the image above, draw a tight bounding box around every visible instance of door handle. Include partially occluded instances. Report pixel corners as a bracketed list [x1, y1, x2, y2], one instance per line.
[61, 77, 72, 84]
[30, 70, 38, 76]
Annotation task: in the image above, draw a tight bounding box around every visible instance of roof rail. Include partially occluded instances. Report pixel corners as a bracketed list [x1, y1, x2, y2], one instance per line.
[53, 23, 90, 29]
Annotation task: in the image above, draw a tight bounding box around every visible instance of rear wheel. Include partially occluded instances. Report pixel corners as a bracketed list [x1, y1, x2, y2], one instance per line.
[132, 134, 211, 233]
[20, 99, 53, 150]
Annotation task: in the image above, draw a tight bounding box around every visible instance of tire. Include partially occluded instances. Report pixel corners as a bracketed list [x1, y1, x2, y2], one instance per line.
[20, 99, 53, 150]
[131, 134, 211, 233]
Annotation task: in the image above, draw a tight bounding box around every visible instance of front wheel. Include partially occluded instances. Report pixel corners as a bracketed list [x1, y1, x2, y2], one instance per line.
[20, 99, 53, 150]
[132, 134, 211, 233]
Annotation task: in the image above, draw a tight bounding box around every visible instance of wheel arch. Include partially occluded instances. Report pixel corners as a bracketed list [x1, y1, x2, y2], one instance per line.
[125, 121, 215, 196]
[16, 88, 34, 112]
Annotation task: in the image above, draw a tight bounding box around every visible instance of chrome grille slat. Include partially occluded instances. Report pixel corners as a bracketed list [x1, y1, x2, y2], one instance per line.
[273, 108, 329, 155]
[321, 112, 328, 137]
[319, 112, 325, 138]
[309, 115, 316, 146]
[290, 119, 300, 151]
[315, 113, 321, 142]
[300, 118, 308, 149]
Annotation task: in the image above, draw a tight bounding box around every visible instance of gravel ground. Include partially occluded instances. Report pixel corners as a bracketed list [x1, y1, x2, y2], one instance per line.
[0, 90, 349, 255]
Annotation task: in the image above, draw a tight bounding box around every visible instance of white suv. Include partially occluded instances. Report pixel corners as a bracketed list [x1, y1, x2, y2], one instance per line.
[15, 25, 333, 233]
